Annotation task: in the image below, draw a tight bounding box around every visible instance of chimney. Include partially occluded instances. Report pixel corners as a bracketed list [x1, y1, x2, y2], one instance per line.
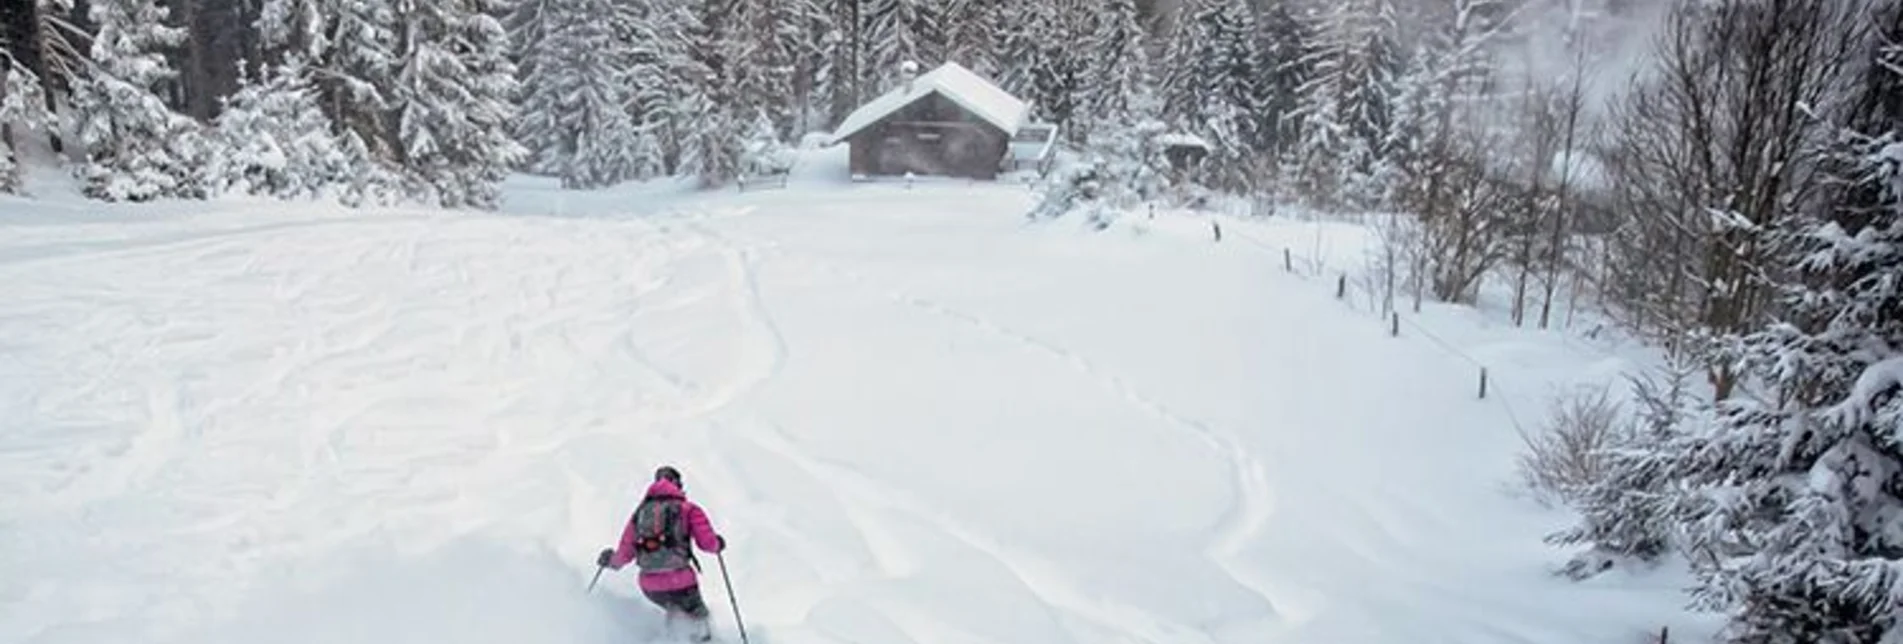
[899, 60, 919, 90]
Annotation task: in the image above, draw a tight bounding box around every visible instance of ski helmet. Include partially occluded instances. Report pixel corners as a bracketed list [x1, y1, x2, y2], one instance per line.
[654, 465, 683, 487]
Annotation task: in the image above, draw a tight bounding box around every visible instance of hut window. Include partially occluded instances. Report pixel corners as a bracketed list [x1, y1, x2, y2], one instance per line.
[916, 131, 942, 141]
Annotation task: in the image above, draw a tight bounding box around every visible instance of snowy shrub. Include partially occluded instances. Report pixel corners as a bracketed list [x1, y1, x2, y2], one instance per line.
[1544, 359, 1699, 579]
[207, 59, 352, 200]
[1027, 161, 1112, 229]
[738, 113, 795, 181]
[1517, 385, 1624, 509]
[1027, 117, 1172, 229]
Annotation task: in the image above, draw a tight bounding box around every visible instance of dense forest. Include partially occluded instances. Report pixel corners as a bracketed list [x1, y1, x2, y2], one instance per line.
[5, 0, 1903, 640]
[5, 0, 1640, 206]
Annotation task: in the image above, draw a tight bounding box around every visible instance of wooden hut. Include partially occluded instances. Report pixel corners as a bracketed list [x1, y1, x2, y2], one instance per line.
[830, 62, 1037, 181]
[1156, 132, 1213, 171]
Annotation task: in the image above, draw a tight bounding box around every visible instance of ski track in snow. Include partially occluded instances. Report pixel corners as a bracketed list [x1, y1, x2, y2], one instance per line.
[662, 212, 1255, 644]
[737, 416, 1219, 644]
[664, 210, 791, 422]
[696, 225, 1286, 638]
[672, 216, 1200, 643]
[0, 210, 767, 643]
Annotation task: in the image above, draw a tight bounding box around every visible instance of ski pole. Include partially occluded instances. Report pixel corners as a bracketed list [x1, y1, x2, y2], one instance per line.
[716, 551, 750, 644]
[587, 563, 605, 593]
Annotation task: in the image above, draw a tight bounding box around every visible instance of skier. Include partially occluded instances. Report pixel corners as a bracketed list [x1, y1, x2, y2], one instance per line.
[598, 465, 728, 642]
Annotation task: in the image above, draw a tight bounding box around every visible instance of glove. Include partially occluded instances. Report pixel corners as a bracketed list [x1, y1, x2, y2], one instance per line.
[596, 548, 613, 568]
[716, 536, 727, 552]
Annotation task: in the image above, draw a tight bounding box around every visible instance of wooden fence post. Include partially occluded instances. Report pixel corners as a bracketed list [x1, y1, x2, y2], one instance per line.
[1284, 248, 1293, 272]
[1337, 274, 1347, 299]
[1390, 312, 1400, 337]
[1478, 368, 1489, 399]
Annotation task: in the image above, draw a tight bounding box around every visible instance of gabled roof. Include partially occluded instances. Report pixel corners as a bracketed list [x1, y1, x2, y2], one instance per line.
[830, 61, 1032, 144]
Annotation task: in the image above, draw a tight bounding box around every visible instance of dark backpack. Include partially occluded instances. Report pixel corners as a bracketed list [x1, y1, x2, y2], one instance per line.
[630, 497, 693, 572]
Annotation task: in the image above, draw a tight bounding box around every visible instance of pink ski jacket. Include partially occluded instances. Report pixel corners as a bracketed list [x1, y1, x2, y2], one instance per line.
[608, 478, 724, 592]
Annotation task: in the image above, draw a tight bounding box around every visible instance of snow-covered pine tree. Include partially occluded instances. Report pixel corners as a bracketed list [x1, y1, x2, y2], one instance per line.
[674, 80, 740, 187]
[1078, 0, 1152, 145]
[1387, 0, 1507, 165]
[2, 54, 54, 193]
[68, 0, 211, 202]
[514, 0, 638, 188]
[994, 0, 1045, 97]
[863, 0, 945, 92]
[1286, 0, 1400, 211]
[386, 0, 526, 209]
[205, 57, 354, 199]
[942, 0, 1006, 79]
[1258, 0, 1314, 158]
[320, 0, 402, 166]
[725, 0, 807, 139]
[773, 0, 830, 137]
[1650, 4, 1903, 639]
[812, 0, 864, 127]
[1157, 0, 1197, 127]
[251, 0, 403, 206]
[1381, 0, 1516, 303]
[625, 0, 690, 176]
[1159, 0, 1266, 190]
[786, 2, 837, 136]
[506, 0, 554, 83]
[256, 0, 329, 66]
[994, 0, 1079, 134]
[507, 0, 562, 174]
[1213, 0, 1269, 152]
[674, 0, 742, 187]
[1036, 32, 1171, 231]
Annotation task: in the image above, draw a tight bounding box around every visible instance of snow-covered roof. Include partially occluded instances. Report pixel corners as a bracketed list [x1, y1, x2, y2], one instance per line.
[1009, 123, 1058, 161]
[1155, 132, 1211, 150]
[830, 62, 1031, 144]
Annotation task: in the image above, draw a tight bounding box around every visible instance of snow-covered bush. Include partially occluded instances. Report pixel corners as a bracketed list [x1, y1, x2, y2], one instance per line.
[1027, 117, 1173, 229]
[1517, 385, 1624, 509]
[206, 59, 353, 200]
[738, 113, 796, 181]
[1543, 357, 1698, 579]
[1027, 160, 1116, 230]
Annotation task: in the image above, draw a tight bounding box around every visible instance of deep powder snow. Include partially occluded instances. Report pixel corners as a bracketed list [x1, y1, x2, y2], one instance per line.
[1, 163, 1706, 643]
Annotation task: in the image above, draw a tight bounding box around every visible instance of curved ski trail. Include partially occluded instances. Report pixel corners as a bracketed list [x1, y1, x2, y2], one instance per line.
[683, 223, 1286, 638]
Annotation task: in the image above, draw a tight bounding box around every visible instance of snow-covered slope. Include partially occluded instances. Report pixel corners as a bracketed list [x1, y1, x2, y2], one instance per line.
[3, 153, 1704, 643]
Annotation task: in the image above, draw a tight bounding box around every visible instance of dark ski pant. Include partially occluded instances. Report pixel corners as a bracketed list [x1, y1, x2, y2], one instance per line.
[643, 585, 711, 619]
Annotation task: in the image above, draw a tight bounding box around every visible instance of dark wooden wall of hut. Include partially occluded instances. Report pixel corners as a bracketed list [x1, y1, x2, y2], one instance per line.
[846, 93, 1009, 180]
